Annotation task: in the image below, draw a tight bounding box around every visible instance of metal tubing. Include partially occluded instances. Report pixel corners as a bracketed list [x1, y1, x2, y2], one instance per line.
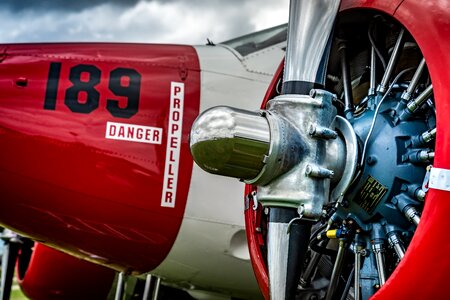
[301, 245, 324, 286]
[404, 206, 421, 226]
[422, 128, 437, 143]
[406, 84, 434, 113]
[354, 248, 362, 300]
[393, 241, 406, 260]
[115, 272, 126, 300]
[301, 254, 320, 286]
[401, 58, 426, 102]
[416, 189, 426, 201]
[411, 127, 436, 147]
[372, 243, 387, 286]
[369, 47, 376, 96]
[0, 242, 20, 300]
[325, 240, 346, 300]
[143, 274, 153, 300]
[339, 42, 354, 117]
[388, 233, 405, 260]
[339, 268, 355, 300]
[152, 277, 161, 300]
[377, 29, 405, 94]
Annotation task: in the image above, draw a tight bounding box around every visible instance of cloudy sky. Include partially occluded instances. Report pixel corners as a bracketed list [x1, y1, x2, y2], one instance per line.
[0, 0, 289, 45]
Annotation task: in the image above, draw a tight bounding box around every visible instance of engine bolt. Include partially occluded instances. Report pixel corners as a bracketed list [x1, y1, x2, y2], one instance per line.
[305, 164, 334, 179]
[367, 155, 377, 166]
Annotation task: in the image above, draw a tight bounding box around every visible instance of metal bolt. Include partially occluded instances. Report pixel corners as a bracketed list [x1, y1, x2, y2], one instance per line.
[305, 164, 334, 179]
[367, 155, 377, 166]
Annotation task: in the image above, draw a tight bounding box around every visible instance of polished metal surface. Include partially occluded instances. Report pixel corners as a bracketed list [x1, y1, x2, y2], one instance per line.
[300, 250, 322, 286]
[143, 274, 153, 300]
[404, 206, 421, 226]
[377, 29, 405, 94]
[325, 240, 346, 300]
[406, 84, 433, 113]
[401, 58, 426, 102]
[267, 222, 289, 300]
[152, 277, 161, 300]
[368, 47, 376, 96]
[340, 43, 354, 114]
[115, 272, 126, 300]
[422, 128, 437, 143]
[372, 243, 386, 286]
[190, 106, 270, 180]
[329, 116, 358, 201]
[283, 0, 341, 84]
[354, 247, 362, 300]
[388, 233, 405, 260]
[257, 91, 337, 218]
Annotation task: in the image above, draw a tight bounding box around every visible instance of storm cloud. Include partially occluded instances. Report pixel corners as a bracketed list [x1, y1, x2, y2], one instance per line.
[0, 0, 289, 44]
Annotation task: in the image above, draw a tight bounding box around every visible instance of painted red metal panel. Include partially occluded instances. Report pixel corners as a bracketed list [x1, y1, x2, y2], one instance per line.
[373, 0, 450, 298]
[0, 43, 200, 272]
[18, 243, 115, 300]
[340, 0, 403, 14]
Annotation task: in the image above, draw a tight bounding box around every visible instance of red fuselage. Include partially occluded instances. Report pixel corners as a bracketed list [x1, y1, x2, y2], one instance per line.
[0, 43, 200, 273]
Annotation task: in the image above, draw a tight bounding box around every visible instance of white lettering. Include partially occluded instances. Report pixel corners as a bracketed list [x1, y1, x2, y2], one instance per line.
[105, 122, 162, 144]
[161, 82, 184, 208]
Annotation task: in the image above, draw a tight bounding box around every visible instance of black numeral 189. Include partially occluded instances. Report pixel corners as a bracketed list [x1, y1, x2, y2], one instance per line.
[44, 62, 141, 118]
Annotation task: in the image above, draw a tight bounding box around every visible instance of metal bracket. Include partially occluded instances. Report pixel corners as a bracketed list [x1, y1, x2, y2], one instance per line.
[252, 191, 259, 210]
[429, 167, 450, 192]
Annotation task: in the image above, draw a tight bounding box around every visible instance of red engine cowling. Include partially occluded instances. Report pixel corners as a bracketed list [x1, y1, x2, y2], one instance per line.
[244, 0, 450, 299]
[0, 43, 200, 273]
[17, 243, 115, 300]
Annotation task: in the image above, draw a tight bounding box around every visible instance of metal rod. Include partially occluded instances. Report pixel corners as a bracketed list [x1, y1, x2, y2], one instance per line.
[339, 268, 355, 300]
[325, 240, 347, 300]
[388, 233, 406, 260]
[152, 277, 161, 300]
[401, 58, 426, 102]
[372, 243, 387, 286]
[406, 84, 434, 113]
[143, 274, 153, 300]
[354, 247, 362, 300]
[422, 128, 437, 143]
[115, 272, 126, 300]
[410, 127, 436, 147]
[369, 47, 376, 96]
[404, 206, 421, 226]
[0, 243, 18, 300]
[398, 84, 433, 122]
[301, 241, 327, 286]
[340, 42, 354, 118]
[377, 28, 405, 94]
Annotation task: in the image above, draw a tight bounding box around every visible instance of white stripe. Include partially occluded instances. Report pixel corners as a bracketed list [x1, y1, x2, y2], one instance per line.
[161, 82, 184, 207]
